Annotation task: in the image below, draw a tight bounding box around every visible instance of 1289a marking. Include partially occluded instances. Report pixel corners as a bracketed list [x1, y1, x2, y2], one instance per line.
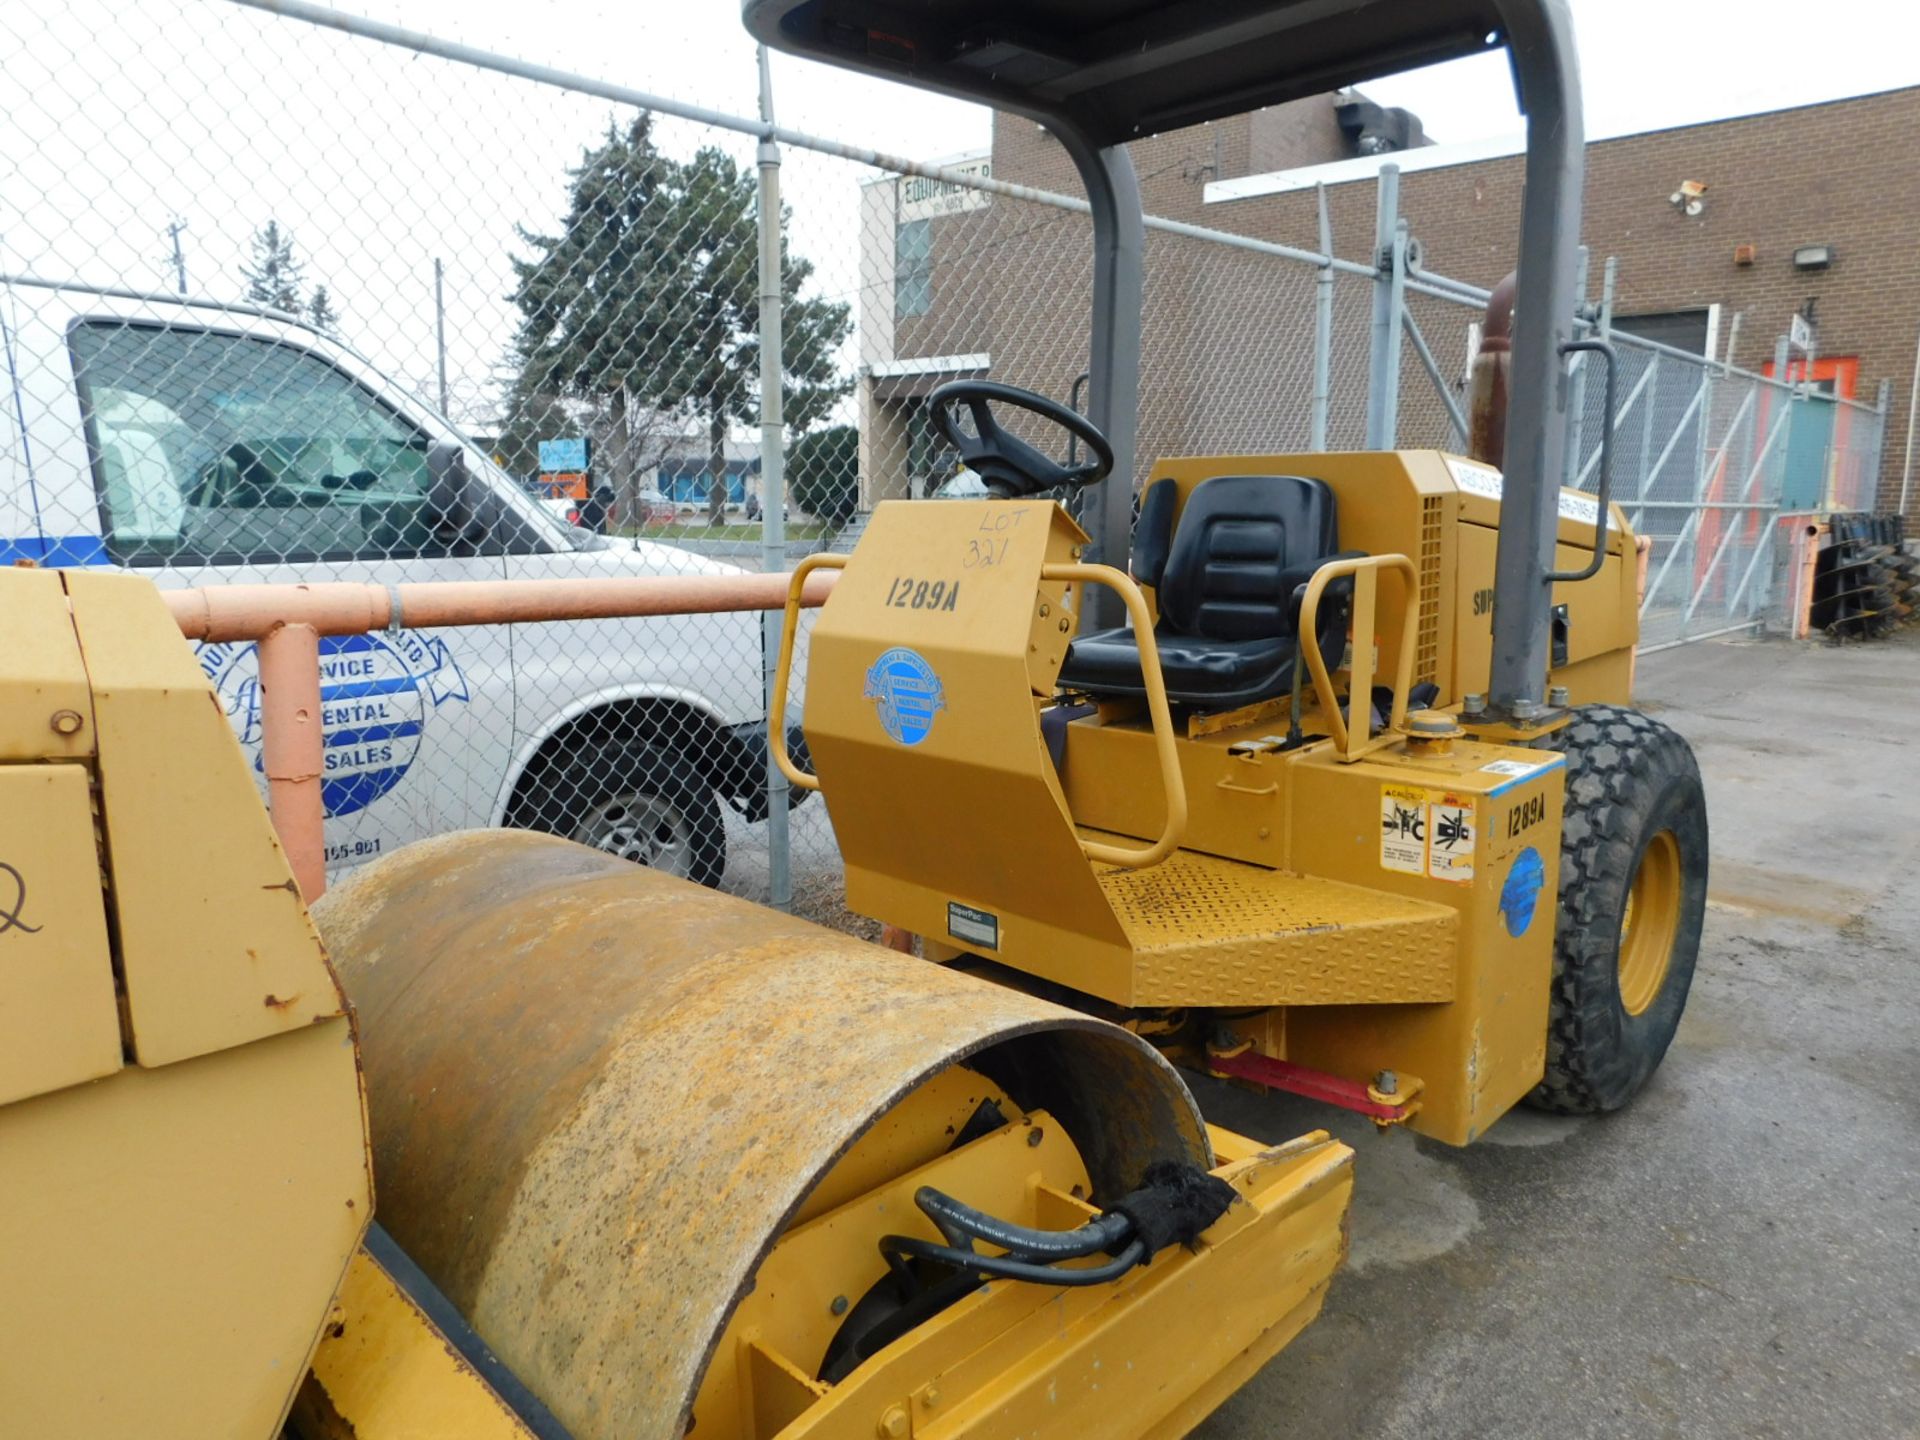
[884, 576, 961, 610]
[1506, 794, 1547, 838]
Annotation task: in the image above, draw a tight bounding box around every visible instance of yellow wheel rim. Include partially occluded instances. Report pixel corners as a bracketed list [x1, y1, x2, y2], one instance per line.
[1618, 830, 1682, 1016]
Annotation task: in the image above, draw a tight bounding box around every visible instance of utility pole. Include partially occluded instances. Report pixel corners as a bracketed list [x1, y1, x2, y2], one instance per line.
[165, 218, 188, 295]
[433, 258, 449, 417]
[754, 45, 792, 913]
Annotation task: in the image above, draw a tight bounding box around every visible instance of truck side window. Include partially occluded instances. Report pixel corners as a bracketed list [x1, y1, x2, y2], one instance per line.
[71, 322, 454, 566]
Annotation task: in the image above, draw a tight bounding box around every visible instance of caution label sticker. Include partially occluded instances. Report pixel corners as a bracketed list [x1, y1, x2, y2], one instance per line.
[1426, 794, 1477, 883]
[1380, 784, 1428, 875]
[1380, 784, 1480, 882]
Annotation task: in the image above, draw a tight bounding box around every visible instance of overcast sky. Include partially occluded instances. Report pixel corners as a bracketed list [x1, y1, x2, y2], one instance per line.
[4, 1, 1912, 433]
[322, 0, 1920, 155]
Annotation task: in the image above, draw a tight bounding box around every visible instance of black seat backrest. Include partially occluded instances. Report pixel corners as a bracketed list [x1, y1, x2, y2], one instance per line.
[1153, 475, 1339, 640]
[1130, 476, 1180, 589]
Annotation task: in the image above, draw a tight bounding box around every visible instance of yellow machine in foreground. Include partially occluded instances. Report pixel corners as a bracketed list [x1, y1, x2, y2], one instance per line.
[0, 562, 1350, 1438]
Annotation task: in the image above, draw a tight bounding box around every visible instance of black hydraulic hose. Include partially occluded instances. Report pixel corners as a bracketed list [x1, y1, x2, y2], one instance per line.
[881, 1232, 1148, 1288]
[875, 1164, 1235, 1295]
[914, 1186, 1132, 1261]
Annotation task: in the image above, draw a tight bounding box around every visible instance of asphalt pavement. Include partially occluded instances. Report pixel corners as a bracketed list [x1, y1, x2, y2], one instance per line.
[1199, 630, 1920, 1439]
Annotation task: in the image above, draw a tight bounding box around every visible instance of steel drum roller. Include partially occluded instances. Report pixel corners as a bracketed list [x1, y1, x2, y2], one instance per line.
[314, 830, 1214, 1440]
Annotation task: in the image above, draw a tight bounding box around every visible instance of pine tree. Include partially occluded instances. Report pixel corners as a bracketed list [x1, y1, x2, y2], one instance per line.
[306, 284, 340, 333]
[509, 116, 686, 516]
[509, 116, 850, 524]
[656, 144, 851, 523]
[241, 220, 305, 312]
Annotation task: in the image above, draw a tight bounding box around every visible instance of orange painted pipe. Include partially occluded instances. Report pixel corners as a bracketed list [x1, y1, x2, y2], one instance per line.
[165, 569, 837, 641]
[258, 621, 327, 902]
[165, 570, 839, 896]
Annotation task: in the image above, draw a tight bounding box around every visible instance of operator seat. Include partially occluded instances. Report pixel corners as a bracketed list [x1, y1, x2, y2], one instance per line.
[1058, 474, 1357, 709]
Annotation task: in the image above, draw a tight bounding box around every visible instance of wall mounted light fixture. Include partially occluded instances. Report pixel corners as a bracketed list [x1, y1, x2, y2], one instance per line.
[1669, 180, 1707, 216]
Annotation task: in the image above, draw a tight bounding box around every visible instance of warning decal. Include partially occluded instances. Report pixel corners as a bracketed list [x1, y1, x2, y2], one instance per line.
[1427, 794, 1477, 883]
[1445, 456, 1603, 527]
[1381, 784, 1480, 882]
[1380, 785, 1427, 875]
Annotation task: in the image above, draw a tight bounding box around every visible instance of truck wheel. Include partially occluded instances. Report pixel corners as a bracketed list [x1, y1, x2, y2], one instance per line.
[1527, 704, 1708, 1115]
[527, 741, 726, 887]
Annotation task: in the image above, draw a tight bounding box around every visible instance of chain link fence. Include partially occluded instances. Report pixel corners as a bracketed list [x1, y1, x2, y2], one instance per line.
[1557, 334, 1887, 648]
[1, 0, 1894, 909]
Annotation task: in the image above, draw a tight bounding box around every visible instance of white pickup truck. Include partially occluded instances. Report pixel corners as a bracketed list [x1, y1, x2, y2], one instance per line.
[0, 276, 804, 885]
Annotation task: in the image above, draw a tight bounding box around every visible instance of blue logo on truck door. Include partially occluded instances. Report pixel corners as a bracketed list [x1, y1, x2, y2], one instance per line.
[198, 632, 470, 817]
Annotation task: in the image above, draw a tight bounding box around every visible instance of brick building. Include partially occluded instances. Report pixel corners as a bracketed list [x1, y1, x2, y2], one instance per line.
[856, 96, 1387, 501]
[857, 85, 1919, 519]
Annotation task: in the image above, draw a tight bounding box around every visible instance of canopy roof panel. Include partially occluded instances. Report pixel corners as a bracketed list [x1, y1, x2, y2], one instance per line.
[743, 0, 1509, 146]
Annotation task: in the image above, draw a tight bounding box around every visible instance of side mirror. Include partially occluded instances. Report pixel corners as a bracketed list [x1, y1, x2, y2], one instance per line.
[426, 440, 478, 551]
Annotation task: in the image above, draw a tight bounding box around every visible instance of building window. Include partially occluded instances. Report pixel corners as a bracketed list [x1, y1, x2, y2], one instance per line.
[896, 219, 932, 319]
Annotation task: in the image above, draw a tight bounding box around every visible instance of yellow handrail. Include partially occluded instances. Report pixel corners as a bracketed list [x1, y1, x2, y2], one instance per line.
[769, 554, 1186, 868]
[1296, 554, 1420, 763]
[1041, 562, 1189, 869]
[767, 551, 847, 792]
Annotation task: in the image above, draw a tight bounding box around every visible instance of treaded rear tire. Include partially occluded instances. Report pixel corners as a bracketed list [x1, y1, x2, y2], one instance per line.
[1526, 704, 1708, 1115]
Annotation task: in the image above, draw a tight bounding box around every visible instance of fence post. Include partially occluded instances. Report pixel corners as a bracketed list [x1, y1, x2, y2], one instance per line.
[1870, 378, 1893, 511]
[1635, 352, 1659, 513]
[1585, 256, 1617, 487]
[1365, 164, 1403, 450]
[1683, 357, 1715, 641]
[1902, 325, 1920, 520]
[1311, 182, 1333, 452]
[433, 257, 449, 417]
[1561, 247, 1590, 488]
[755, 45, 792, 913]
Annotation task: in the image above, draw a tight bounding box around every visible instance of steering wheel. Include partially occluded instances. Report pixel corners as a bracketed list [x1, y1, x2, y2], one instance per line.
[191, 443, 286, 509]
[928, 379, 1114, 498]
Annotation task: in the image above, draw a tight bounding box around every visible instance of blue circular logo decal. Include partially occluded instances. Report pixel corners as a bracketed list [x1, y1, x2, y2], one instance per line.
[1500, 845, 1547, 937]
[198, 631, 469, 818]
[863, 647, 946, 746]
